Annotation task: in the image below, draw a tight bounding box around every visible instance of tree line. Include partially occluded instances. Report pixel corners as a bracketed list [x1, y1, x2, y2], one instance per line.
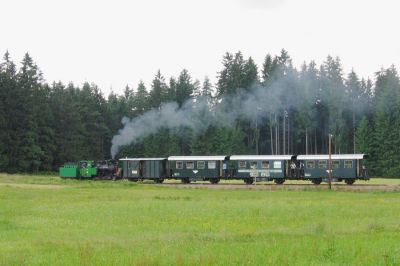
[0, 50, 399, 176]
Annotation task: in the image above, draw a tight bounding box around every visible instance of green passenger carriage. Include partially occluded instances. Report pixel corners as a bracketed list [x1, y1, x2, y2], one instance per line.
[168, 156, 228, 184]
[119, 158, 168, 183]
[228, 155, 295, 184]
[296, 154, 369, 185]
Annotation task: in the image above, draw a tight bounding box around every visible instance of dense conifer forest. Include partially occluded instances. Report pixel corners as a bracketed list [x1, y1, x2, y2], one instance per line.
[0, 50, 399, 176]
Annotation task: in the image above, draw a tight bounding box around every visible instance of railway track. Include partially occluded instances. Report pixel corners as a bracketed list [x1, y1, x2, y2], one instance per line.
[152, 183, 400, 192]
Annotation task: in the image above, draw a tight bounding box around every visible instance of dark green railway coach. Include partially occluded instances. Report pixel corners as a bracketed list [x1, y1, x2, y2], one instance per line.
[296, 154, 369, 185]
[168, 156, 228, 184]
[229, 155, 295, 184]
[119, 158, 168, 183]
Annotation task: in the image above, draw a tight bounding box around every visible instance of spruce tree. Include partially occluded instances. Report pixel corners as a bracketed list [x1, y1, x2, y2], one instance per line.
[175, 69, 195, 107]
[149, 70, 167, 108]
[15, 53, 43, 171]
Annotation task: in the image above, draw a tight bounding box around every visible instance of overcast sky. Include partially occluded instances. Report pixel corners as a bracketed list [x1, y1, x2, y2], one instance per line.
[2, 0, 399, 94]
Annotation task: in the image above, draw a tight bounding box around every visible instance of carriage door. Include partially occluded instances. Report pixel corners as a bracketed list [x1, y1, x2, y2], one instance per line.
[162, 160, 167, 178]
[139, 161, 145, 178]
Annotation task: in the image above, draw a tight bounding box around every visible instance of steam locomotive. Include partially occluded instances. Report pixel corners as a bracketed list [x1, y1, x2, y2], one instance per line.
[59, 159, 119, 180]
[60, 154, 368, 185]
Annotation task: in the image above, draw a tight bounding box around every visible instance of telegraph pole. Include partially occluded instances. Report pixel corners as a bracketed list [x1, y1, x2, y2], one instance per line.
[283, 111, 286, 155]
[255, 115, 259, 155]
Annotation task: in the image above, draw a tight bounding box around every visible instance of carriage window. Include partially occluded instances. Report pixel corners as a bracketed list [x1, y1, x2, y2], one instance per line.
[250, 161, 257, 169]
[344, 160, 353, 168]
[186, 161, 194, 169]
[306, 161, 315, 169]
[128, 162, 131, 169]
[239, 161, 247, 168]
[197, 161, 205, 169]
[274, 161, 282, 168]
[208, 161, 216, 169]
[318, 160, 327, 169]
[176, 161, 183, 169]
[332, 160, 340, 169]
[262, 161, 269, 169]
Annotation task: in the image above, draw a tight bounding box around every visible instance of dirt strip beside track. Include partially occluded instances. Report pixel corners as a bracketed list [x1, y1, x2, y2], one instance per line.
[154, 183, 400, 192]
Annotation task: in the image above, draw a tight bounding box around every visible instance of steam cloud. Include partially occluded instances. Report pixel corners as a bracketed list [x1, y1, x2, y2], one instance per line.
[111, 78, 308, 158]
[110, 75, 369, 158]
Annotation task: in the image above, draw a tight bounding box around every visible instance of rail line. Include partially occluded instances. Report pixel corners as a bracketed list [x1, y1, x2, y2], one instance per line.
[150, 183, 400, 192]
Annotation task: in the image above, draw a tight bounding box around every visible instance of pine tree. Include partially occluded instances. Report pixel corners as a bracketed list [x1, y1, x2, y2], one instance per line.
[133, 81, 149, 114]
[163, 77, 176, 103]
[15, 53, 43, 171]
[201, 76, 213, 98]
[345, 70, 362, 153]
[323, 55, 348, 153]
[50, 82, 86, 163]
[122, 85, 135, 118]
[0, 51, 17, 170]
[77, 83, 110, 159]
[175, 69, 195, 107]
[149, 70, 167, 109]
[216, 51, 247, 96]
[242, 57, 259, 89]
[35, 83, 56, 170]
[371, 67, 400, 176]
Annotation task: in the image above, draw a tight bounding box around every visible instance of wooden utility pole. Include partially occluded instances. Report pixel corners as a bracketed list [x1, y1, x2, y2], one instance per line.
[270, 113, 274, 155]
[255, 115, 259, 155]
[283, 112, 286, 155]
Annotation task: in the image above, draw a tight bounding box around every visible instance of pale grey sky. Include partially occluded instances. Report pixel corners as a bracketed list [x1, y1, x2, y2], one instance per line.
[1, 0, 399, 94]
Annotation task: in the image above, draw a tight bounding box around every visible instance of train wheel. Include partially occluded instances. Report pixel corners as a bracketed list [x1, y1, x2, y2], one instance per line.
[181, 178, 191, 184]
[128, 178, 138, 182]
[345, 179, 355, 185]
[311, 178, 322, 185]
[274, 179, 285, 185]
[210, 179, 220, 184]
[155, 179, 164, 184]
[244, 178, 254, 185]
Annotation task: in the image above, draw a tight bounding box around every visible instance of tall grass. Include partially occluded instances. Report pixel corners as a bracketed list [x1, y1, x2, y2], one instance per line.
[0, 174, 399, 265]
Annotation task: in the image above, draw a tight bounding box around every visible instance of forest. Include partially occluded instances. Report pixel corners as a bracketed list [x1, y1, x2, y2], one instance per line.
[0, 50, 399, 176]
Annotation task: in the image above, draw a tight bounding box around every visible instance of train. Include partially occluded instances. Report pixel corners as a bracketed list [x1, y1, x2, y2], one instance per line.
[59, 160, 119, 180]
[59, 154, 369, 185]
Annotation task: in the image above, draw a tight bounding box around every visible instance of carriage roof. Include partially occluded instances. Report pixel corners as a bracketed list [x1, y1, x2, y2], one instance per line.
[119, 158, 167, 161]
[168, 156, 227, 161]
[296, 154, 368, 160]
[229, 155, 295, 160]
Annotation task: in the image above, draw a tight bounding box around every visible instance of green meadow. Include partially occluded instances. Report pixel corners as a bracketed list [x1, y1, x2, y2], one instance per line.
[0, 174, 399, 265]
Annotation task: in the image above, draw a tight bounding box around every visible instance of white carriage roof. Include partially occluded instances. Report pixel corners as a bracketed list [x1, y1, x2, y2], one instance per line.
[168, 156, 227, 161]
[119, 158, 167, 161]
[229, 155, 294, 160]
[296, 154, 368, 160]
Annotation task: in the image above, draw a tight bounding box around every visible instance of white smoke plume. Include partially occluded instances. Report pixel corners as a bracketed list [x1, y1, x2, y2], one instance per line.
[111, 77, 300, 158]
[110, 73, 370, 158]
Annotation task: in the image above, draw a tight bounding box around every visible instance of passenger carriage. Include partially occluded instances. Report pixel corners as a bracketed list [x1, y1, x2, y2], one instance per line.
[228, 155, 296, 184]
[296, 154, 369, 185]
[119, 158, 168, 183]
[168, 156, 228, 184]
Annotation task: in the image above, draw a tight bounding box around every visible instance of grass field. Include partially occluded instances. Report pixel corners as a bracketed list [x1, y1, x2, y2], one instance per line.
[1, 174, 400, 265]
